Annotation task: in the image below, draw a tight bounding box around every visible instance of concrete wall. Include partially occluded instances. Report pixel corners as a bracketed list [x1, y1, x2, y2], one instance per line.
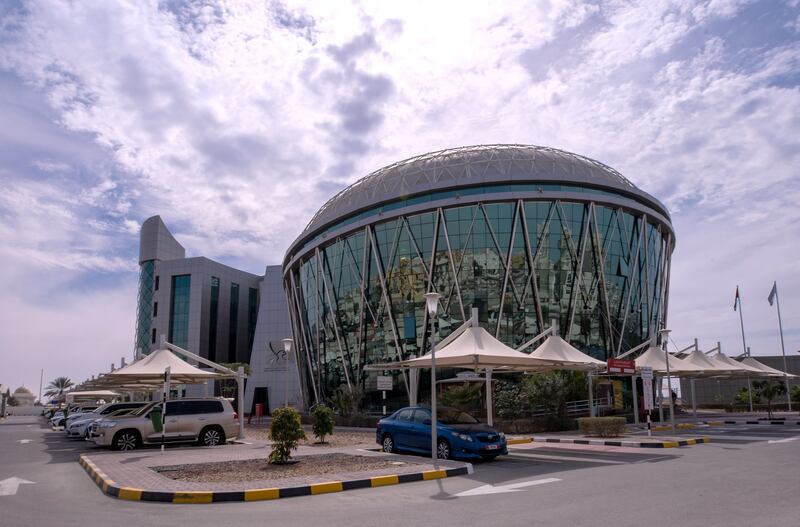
[244, 265, 301, 414]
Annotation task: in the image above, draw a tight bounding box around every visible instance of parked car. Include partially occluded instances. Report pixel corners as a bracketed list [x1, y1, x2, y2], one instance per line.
[65, 402, 145, 428]
[66, 403, 147, 438]
[51, 406, 98, 427]
[90, 398, 239, 451]
[376, 406, 508, 460]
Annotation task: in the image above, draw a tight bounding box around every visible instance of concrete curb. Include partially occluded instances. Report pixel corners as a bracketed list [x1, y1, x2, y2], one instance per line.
[711, 420, 800, 426]
[78, 454, 473, 504]
[507, 436, 711, 448]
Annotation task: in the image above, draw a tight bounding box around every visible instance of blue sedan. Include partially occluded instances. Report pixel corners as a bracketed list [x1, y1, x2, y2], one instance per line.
[376, 406, 508, 460]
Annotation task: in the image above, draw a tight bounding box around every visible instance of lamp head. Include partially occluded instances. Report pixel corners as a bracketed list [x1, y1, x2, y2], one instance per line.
[424, 292, 441, 316]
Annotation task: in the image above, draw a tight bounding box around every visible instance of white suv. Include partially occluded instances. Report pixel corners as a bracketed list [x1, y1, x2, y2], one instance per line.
[91, 398, 238, 451]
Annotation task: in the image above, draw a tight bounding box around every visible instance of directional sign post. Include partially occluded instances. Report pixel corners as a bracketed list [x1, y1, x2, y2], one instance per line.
[640, 366, 654, 436]
[377, 375, 392, 415]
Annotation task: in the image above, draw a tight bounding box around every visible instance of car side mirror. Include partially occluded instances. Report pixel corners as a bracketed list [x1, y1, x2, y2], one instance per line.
[423, 419, 432, 425]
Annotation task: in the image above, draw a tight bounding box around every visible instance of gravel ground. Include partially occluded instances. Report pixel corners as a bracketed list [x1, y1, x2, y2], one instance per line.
[153, 453, 410, 483]
[245, 425, 376, 448]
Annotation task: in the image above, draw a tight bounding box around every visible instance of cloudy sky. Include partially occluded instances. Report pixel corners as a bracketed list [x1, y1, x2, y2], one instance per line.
[1, 0, 798, 395]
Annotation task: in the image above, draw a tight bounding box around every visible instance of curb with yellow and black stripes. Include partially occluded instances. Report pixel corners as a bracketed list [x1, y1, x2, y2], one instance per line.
[506, 436, 711, 448]
[79, 454, 472, 504]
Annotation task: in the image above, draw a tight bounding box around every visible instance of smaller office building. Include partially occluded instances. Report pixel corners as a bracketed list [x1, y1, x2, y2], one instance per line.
[133, 216, 300, 413]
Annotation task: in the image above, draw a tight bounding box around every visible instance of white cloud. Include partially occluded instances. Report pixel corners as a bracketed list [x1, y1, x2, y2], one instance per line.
[0, 0, 798, 389]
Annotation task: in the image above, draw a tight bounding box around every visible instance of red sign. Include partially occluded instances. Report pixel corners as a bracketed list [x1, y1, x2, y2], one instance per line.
[607, 358, 636, 375]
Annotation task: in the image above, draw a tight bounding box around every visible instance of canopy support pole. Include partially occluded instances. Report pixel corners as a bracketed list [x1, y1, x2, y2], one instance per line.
[632, 375, 639, 426]
[691, 378, 697, 423]
[588, 373, 594, 417]
[237, 366, 245, 440]
[409, 368, 419, 407]
[658, 376, 664, 423]
[486, 368, 493, 427]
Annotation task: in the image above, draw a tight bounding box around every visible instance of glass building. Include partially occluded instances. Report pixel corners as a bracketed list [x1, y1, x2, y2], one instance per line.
[283, 145, 675, 406]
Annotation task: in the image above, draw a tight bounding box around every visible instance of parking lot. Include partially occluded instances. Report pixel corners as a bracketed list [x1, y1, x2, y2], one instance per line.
[3, 414, 800, 526]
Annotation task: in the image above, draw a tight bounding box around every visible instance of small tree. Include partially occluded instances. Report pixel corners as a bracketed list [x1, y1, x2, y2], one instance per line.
[753, 380, 787, 419]
[791, 385, 800, 406]
[44, 377, 74, 403]
[734, 387, 755, 406]
[268, 406, 306, 464]
[312, 404, 334, 443]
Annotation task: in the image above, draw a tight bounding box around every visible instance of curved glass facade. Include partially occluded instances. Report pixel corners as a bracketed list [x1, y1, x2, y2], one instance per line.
[285, 197, 673, 405]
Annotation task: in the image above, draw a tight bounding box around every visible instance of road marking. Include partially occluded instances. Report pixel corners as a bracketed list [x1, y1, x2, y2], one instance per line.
[455, 478, 561, 497]
[17, 439, 32, 444]
[0, 477, 35, 497]
[767, 437, 800, 444]
[509, 452, 625, 464]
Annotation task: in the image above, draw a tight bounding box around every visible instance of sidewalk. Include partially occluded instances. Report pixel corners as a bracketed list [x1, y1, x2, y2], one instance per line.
[79, 439, 472, 503]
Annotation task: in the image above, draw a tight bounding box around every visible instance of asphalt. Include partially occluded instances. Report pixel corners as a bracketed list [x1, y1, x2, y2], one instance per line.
[2, 415, 800, 526]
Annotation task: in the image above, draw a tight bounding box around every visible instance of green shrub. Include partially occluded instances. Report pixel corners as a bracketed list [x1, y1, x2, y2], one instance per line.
[268, 406, 306, 464]
[791, 385, 800, 404]
[312, 404, 334, 443]
[440, 383, 482, 412]
[577, 417, 627, 438]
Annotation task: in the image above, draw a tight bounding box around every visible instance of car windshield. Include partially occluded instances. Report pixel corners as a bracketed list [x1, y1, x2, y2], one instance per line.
[129, 402, 158, 416]
[437, 408, 480, 425]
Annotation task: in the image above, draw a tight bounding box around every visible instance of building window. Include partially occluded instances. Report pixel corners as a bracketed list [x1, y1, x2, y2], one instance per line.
[169, 275, 191, 350]
[135, 261, 155, 355]
[228, 283, 239, 362]
[151, 328, 157, 344]
[155, 275, 160, 291]
[209, 277, 220, 362]
[153, 302, 158, 318]
[247, 287, 259, 359]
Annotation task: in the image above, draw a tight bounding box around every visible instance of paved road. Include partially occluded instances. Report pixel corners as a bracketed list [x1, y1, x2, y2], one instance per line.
[2, 416, 799, 527]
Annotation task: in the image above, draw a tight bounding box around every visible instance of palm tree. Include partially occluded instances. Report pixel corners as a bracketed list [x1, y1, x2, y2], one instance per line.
[43, 377, 74, 403]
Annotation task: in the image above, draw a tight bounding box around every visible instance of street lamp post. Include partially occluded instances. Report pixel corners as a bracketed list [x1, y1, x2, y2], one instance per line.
[659, 329, 676, 434]
[282, 338, 293, 407]
[424, 292, 441, 466]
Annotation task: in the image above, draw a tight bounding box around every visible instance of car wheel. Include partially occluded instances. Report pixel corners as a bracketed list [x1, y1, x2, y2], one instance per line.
[199, 426, 225, 447]
[382, 434, 395, 454]
[437, 439, 451, 460]
[112, 431, 140, 451]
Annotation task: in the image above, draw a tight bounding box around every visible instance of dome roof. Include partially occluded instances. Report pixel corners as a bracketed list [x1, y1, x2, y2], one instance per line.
[299, 144, 668, 245]
[14, 386, 33, 395]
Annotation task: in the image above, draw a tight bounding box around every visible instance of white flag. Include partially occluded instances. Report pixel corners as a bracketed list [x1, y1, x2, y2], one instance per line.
[768, 282, 777, 306]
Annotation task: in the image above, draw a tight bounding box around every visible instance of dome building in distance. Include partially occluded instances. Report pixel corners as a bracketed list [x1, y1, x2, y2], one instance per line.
[283, 145, 674, 406]
[13, 386, 36, 406]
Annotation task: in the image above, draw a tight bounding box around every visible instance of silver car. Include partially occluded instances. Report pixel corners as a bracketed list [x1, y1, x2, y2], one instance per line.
[91, 398, 238, 451]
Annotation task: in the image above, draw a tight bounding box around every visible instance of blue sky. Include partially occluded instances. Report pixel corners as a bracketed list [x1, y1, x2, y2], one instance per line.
[1, 0, 798, 395]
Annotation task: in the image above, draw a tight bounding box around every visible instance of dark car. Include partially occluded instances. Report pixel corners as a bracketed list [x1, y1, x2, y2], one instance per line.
[376, 406, 508, 460]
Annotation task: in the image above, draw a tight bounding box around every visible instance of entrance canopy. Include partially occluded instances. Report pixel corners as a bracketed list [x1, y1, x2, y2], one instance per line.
[680, 350, 738, 376]
[634, 346, 705, 375]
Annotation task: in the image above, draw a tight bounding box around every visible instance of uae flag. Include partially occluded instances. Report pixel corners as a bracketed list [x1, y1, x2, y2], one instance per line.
[734, 286, 740, 311]
[768, 282, 778, 306]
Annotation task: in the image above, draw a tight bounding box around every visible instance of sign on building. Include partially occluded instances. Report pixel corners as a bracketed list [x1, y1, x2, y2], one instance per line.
[376, 376, 393, 391]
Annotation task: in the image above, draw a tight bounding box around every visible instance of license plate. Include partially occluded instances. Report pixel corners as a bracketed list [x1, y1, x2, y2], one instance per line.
[485, 444, 499, 450]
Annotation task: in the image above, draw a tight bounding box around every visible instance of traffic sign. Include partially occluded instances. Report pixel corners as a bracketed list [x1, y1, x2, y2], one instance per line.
[607, 358, 636, 375]
[377, 376, 393, 391]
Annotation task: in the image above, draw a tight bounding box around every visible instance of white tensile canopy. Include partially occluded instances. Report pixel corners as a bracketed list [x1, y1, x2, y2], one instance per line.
[523, 336, 607, 371]
[710, 353, 768, 377]
[634, 346, 705, 375]
[65, 390, 120, 403]
[394, 326, 556, 370]
[740, 357, 797, 378]
[680, 349, 738, 376]
[94, 349, 226, 389]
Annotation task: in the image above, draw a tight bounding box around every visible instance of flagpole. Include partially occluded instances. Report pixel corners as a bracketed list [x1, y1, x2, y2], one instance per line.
[773, 283, 792, 412]
[736, 288, 753, 412]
